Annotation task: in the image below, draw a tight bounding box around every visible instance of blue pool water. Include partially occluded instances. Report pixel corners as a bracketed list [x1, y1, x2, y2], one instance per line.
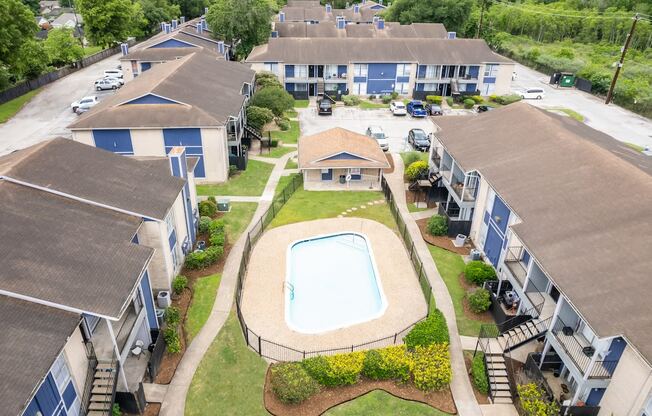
[286, 232, 387, 334]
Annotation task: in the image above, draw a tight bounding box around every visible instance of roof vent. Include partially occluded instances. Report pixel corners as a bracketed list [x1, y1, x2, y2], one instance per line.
[204, 7, 208, 15]
[377, 18, 384, 30]
[201, 17, 207, 30]
[336, 16, 345, 29]
[447, 31, 456, 39]
[120, 43, 129, 56]
[171, 19, 178, 30]
[160, 22, 166, 32]
[372, 15, 379, 24]
[279, 11, 285, 22]
[164, 23, 171, 34]
[326, 3, 331, 13]
[353, 4, 359, 13]
[196, 22, 203, 34]
[218, 40, 225, 55]
[379, 0, 383, 4]
[180, 16, 185, 23]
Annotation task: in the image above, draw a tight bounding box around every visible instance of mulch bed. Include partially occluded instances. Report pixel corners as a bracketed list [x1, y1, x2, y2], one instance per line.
[416, 218, 473, 255]
[263, 367, 457, 416]
[383, 153, 395, 174]
[463, 353, 490, 405]
[142, 403, 161, 416]
[458, 273, 494, 324]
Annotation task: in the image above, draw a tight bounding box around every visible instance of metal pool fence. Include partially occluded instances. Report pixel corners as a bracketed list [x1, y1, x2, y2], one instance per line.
[234, 174, 435, 361]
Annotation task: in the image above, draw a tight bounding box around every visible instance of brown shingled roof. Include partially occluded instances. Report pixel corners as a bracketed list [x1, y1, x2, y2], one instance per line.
[434, 103, 652, 364]
[299, 127, 390, 169]
[275, 21, 448, 39]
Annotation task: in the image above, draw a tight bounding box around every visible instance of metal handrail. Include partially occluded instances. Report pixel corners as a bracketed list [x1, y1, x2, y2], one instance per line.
[551, 316, 595, 377]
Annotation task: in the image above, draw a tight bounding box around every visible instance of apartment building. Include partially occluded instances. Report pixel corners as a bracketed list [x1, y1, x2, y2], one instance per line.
[0, 139, 199, 415]
[428, 103, 652, 412]
[69, 52, 256, 183]
[277, 0, 386, 24]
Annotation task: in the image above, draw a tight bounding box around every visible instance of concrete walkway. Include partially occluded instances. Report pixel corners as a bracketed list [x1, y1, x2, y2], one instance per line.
[158, 150, 296, 416]
[385, 155, 482, 416]
[411, 207, 437, 220]
[197, 195, 261, 203]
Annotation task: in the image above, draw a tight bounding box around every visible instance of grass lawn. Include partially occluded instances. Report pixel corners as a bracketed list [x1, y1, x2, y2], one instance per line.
[261, 145, 294, 158]
[82, 45, 104, 57]
[324, 390, 451, 416]
[270, 188, 396, 231]
[196, 160, 274, 196]
[184, 273, 221, 342]
[0, 88, 41, 123]
[284, 158, 298, 169]
[221, 202, 258, 241]
[400, 151, 429, 166]
[285, 109, 298, 118]
[359, 100, 389, 109]
[408, 203, 430, 213]
[548, 107, 585, 122]
[270, 120, 300, 144]
[294, 99, 309, 108]
[428, 245, 482, 337]
[186, 311, 269, 416]
[275, 173, 301, 197]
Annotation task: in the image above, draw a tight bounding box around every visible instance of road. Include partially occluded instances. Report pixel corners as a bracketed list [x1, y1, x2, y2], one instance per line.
[511, 63, 652, 149]
[0, 54, 122, 156]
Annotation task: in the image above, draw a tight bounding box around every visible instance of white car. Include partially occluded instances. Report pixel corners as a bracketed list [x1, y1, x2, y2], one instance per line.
[94, 77, 121, 91]
[365, 125, 389, 152]
[71, 96, 99, 114]
[516, 87, 545, 100]
[103, 69, 123, 79]
[389, 101, 407, 116]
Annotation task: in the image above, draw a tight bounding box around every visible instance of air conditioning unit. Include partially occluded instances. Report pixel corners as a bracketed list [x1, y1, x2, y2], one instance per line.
[157, 291, 171, 308]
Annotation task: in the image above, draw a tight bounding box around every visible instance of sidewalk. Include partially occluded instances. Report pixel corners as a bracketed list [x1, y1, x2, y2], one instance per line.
[158, 150, 296, 416]
[385, 154, 482, 416]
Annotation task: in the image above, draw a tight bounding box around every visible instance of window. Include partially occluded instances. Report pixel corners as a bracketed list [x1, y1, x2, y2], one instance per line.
[51, 354, 71, 390]
[484, 64, 498, 77]
[294, 65, 308, 78]
[325, 64, 338, 79]
[166, 212, 175, 236]
[396, 64, 411, 77]
[354, 64, 368, 77]
[394, 82, 409, 94]
[425, 65, 440, 79]
[294, 83, 308, 91]
[443, 65, 456, 78]
[171, 244, 180, 270]
[482, 83, 496, 96]
[458, 65, 467, 78]
[353, 82, 367, 95]
[423, 83, 437, 91]
[263, 62, 279, 75]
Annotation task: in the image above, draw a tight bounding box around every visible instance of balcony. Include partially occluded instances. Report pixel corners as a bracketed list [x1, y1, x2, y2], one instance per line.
[430, 151, 441, 168]
[450, 172, 478, 202]
[504, 246, 528, 287]
[550, 317, 618, 379]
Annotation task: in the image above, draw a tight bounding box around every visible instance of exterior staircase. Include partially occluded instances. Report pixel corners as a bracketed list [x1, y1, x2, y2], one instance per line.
[86, 360, 119, 416]
[317, 79, 325, 95]
[485, 352, 512, 404]
[244, 124, 263, 141]
[498, 317, 550, 352]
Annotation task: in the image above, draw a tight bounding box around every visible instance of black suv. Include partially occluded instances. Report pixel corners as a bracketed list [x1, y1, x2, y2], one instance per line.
[408, 128, 431, 152]
[317, 99, 332, 115]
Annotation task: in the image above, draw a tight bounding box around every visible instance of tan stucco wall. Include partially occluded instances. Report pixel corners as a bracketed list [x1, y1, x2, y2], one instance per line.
[131, 129, 165, 155]
[469, 176, 490, 243]
[599, 345, 652, 415]
[493, 62, 515, 95]
[122, 60, 135, 82]
[72, 130, 93, 146]
[199, 127, 229, 183]
[63, 326, 89, 397]
[137, 220, 169, 291]
[303, 167, 382, 190]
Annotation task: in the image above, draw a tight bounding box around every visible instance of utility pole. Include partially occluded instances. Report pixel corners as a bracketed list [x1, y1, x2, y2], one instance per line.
[476, 0, 486, 39]
[605, 13, 639, 105]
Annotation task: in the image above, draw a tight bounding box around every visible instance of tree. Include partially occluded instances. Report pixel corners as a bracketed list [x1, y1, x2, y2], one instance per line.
[21, 0, 38, 14]
[0, 0, 38, 69]
[170, 0, 207, 18]
[139, 0, 180, 35]
[249, 87, 294, 116]
[14, 39, 47, 79]
[77, 0, 144, 47]
[44, 28, 84, 67]
[383, 0, 474, 34]
[206, 0, 275, 59]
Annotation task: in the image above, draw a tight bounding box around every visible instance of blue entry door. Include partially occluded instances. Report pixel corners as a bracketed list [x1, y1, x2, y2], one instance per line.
[484, 224, 503, 267]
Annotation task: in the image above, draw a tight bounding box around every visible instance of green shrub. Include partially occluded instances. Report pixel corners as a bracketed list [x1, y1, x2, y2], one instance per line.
[467, 288, 491, 313]
[250, 87, 294, 116]
[342, 95, 361, 106]
[209, 229, 226, 247]
[276, 117, 290, 131]
[208, 219, 225, 234]
[471, 352, 489, 394]
[270, 363, 320, 404]
[464, 261, 496, 285]
[228, 165, 238, 178]
[446, 97, 454, 106]
[488, 94, 498, 102]
[362, 346, 412, 382]
[172, 275, 188, 295]
[270, 139, 279, 147]
[381, 95, 392, 104]
[163, 326, 181, 353]
[425, 95, 443, 104]
[205, 245, 224, 263]
[412, 344, 452, 391]
[112, 403, 121, 416]
[390, 91, 399, 99]
[471, 95, 484, 104]
[495, 94, 522, 105]
[404, 310, 449, 349]
[302, 352, 365, 387]
[246, 105, 274, 131]
[368, 94, 376, 100]
[165, 306, 181, 326]
[402, 152, 422, 167]
[463, 98, 475, 109]
[198, 216, 212, 234]
[517, 383, 560, 415]
[426, 215, 448, 236]
[199, 200, 217, 217]
[255, 71, 282, 89]
[208, 196, 216, 204]
[405, 160, 429, 181]
[184, 245, 224, 269]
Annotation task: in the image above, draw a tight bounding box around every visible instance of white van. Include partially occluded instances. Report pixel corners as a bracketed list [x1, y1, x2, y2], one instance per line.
[103, 69, 123, 79]
[519, 87, 545, 100]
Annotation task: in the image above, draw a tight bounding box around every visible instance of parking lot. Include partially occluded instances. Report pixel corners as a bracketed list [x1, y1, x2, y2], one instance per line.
[299, 105, 439, 153]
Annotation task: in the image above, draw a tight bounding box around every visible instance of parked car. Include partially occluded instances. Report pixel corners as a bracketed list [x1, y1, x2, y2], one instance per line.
[406, 100, 427, 117]
[477, 105, 494, 113]
[103, 69, 123, 79]
[408, 128, 431, 152]
[389, 101, 407, 116]
[425, 103, 443, 116]
[94, 78, 121, 91]
[365, 125, 389, 152]
[317, 98, 332, 115]
[71, 96, 99, 113]
[516, 87, 545, 100]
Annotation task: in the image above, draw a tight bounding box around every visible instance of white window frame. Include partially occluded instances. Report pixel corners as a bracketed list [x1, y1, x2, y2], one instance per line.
[484, 64, 498, 77]
[325, 64, 338, 79]
[263, 62, 279, 75]
[294, 65, 308, 78]
[396, 64, 411, 77]
[294, 83, 308, 92]
[353, 82, 367, 95]
[52, 354, 71, 390]
[425, 65, 439, 79]
[354, 64, 368, 77]
[423, 83, 437, 91]
[482, 83, 496, 96]
[394, 82, 409, 94]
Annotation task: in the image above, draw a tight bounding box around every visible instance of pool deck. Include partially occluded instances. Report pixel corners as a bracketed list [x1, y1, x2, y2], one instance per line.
[241, 217, 427, 357]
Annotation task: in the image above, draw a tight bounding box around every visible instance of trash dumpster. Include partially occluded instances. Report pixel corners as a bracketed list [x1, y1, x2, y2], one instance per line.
[559, 73, 575, 88]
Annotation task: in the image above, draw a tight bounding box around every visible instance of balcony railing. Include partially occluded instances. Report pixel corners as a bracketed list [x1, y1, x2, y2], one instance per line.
[431, 152, 441, 168]
[551, 317, 617, 379]
[504, 246, 528, 287]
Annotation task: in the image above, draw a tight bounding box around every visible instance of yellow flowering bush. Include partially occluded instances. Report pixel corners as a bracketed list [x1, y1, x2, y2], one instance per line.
[412, 343, 452, 391]
[302, 352, 366, 387]
[362, 345, 413, 382]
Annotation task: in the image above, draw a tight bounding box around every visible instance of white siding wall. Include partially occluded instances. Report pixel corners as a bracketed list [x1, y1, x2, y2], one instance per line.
[492, 62, 515, 96]
[469, 176, 490, 244]
[137, 221, 170, 291]
[63, 327, 89, 397]
[599, 346, 652, 415]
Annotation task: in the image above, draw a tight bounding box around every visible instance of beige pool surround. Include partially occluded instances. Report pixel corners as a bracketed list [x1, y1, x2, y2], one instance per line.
[241, 217, 427, 355]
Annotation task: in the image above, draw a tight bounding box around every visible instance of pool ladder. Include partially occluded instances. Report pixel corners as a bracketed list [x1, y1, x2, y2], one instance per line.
[285, 282, 295, 300]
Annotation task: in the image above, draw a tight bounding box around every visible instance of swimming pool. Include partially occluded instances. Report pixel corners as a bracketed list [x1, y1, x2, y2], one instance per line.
[285, 232, 387, 334]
